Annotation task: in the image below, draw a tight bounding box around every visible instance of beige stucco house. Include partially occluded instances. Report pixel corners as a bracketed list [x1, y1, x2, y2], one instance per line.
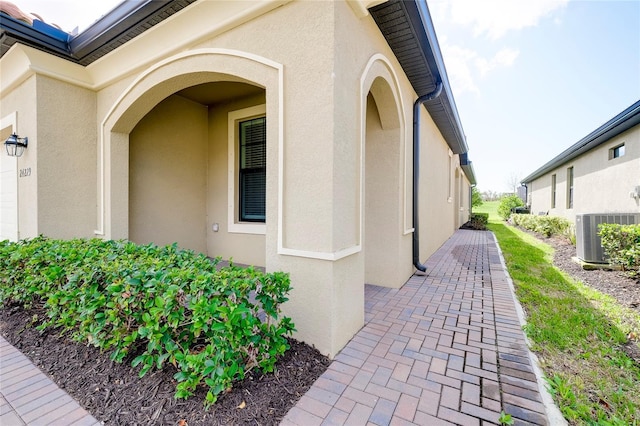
[0, 0, 476, 357]
[521, 100, 640, 221]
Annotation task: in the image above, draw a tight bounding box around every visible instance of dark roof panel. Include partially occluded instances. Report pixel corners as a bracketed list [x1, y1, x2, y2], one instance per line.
[521, 100, 640, 183]
[0, 0, 196, 65]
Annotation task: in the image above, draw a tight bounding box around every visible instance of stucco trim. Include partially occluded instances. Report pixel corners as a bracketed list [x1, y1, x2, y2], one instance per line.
[0, 111, 19, 241]
[360, 54, 414, 236]
[347, 0, 388, 18]
[96, 48, 284, 239]
[96, 47, 362, 262]
[289, 53, 414, 264]
[0, 112, 17, 133]
[0, 44, 94, 95]
[278, 245, 362, 262]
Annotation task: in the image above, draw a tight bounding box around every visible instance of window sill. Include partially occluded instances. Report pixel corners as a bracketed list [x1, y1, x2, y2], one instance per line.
[228, 222, 266, 235]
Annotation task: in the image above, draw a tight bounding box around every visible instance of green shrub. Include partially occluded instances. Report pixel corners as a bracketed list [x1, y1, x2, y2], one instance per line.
[472, 187, 483, 208]
[497, 194, 524, 221]
[0, 237, 295, 406]
[511, 214, 573, 239]
[466, 213, 488, 230]
[599, 224, 640, 276]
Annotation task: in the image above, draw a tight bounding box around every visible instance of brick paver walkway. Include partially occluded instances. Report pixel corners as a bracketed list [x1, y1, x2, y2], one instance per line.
[0, 336, 100, 425]
[282, 229, 555, 426]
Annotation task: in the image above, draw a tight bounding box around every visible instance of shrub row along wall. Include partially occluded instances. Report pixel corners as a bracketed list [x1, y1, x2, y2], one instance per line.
[0, 237, 295, 405]
[599, 224, 640, 277]
[510, 213, 573, 239]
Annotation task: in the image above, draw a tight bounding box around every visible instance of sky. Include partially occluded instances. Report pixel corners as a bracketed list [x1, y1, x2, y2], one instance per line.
[427, 0, 640, 193]
[9, 0, 640, 193]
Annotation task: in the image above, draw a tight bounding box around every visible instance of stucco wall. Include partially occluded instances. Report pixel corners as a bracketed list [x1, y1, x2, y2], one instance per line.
[528, 125, 640, 221]
[129, 94, 208, 253]
[420, 120, 457, 260]
[364, 93, 405, 286]
[36, 75, 97, 239]
[0, 0, 467, 357]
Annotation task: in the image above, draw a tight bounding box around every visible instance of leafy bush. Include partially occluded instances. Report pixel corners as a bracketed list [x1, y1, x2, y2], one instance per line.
[465, 213, 488, 230]
[472, 187, 483, 208]
[0, 237, 295, 406]
[511, 214, 573, 238]
[599, 224, 640, 276]
[497, 194, 524, 221]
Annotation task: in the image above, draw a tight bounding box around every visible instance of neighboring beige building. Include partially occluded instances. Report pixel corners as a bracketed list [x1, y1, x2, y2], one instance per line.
[0, 0, 476, 357]
[522, 100, 640, 221]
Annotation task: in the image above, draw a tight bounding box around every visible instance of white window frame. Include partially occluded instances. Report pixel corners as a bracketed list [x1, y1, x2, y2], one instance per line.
[227, 104, 266, 235]
[609, 143, 625, 160]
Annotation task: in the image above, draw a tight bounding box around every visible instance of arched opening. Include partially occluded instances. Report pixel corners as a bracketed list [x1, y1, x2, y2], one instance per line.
[100, 50, 280, 267]
[129, 81, 266, 265]
[364, 77, 406, 287]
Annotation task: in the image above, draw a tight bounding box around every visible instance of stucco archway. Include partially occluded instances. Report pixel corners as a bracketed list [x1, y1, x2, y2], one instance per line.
[96, 49, 281, 266]
[360, 56, 413, 288]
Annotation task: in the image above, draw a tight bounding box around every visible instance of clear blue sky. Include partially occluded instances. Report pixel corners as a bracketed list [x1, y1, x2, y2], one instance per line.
[13, 0, 640, 193]
[428, 0, 640, 193]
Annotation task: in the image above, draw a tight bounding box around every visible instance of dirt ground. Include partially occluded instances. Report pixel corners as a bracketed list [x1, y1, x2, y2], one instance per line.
[0, 304, 330, 425]
[548, 235, 640, 313]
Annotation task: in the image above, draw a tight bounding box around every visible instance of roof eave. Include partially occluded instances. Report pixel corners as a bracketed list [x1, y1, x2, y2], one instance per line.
[0, 13, 71, 59]
[369, 0, 468, 155]
[459, 153, 476, 185]
[521, 100, 640, 184]
[1, 0, 197, 66]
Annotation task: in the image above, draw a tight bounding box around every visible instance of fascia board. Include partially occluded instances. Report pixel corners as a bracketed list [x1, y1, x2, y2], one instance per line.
[84, 0, 290, 90]
[521, 101, 640, 184]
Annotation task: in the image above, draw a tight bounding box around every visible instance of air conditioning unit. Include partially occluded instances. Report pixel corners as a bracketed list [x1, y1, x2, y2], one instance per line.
[576, 213, 640, 263]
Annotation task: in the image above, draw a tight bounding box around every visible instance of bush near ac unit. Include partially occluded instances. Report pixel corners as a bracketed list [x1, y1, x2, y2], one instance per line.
[510, 213, 573, 239]
[599, 224, 640, 277]
[0, 237, 295, 406]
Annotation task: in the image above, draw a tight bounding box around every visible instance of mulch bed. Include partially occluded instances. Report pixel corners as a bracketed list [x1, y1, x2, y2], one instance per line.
[0, 304, 330, 425]
[547, 235, 640, 312]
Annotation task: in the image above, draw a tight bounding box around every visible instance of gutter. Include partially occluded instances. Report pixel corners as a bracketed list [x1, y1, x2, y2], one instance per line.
[413, 81, 443, 272]
[521, 100, 640, 184]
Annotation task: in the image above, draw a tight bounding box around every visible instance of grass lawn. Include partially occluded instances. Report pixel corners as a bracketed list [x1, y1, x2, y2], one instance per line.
[473, 200, 500, 219]
[478, 200, 640, 424]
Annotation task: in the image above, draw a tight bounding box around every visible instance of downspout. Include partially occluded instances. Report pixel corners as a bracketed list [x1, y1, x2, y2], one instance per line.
[412, 81, 443, 272]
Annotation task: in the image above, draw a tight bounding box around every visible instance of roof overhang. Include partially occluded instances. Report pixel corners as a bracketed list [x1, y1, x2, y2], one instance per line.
[1, 0, 196, 65]
[521, 100, 640, 184]
[1, 13, 71, 59]
[369, 0, 468, 156]
[459, 153, 477, 185]
[1, 0, 472, 165]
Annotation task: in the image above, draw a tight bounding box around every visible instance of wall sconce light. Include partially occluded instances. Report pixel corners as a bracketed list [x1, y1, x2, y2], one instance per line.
[4, 133, 28, 157]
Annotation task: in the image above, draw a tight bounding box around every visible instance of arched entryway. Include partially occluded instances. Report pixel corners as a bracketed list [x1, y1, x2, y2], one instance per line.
[361, 58, 413, 288]
[98, 50, 281, 267]
[129, 81, 266, 265]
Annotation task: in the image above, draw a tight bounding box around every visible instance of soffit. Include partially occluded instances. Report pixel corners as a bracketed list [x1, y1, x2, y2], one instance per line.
[369, 0, 468, 155]
[177, 82, 265, 106]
